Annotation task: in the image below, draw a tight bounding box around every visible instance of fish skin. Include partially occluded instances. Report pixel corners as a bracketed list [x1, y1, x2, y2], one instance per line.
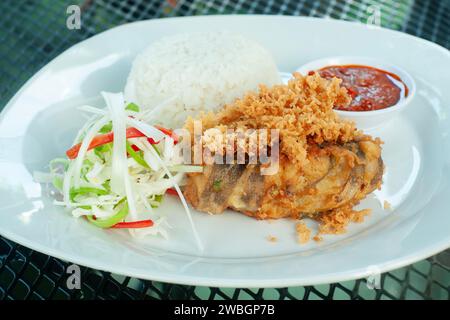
[183, 139, 383, 220]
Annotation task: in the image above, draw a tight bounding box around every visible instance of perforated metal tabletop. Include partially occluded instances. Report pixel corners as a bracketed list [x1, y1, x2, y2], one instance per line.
[0, 0, 449, 300]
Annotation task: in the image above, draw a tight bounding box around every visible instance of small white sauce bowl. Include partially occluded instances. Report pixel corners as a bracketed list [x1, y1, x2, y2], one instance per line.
[296, 56, 416, 131]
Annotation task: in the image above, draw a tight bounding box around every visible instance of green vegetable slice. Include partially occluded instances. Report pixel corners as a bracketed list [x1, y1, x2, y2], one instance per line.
[126, 141, 149, 168]
[151, 194, 164, 208]
[151, 144, 161, 156]
[94, 142, 112, 161]
[126, 102, 140, 112]
[49, 158, 69, 171]
[52, 176, 63, 191]
[86, 201, 129, 228]
[99, 121, 112, 134]
[70, 187, 108, 202]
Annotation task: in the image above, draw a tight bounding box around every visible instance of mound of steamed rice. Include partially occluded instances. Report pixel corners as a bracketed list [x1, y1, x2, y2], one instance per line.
[124, 32, 281, 128]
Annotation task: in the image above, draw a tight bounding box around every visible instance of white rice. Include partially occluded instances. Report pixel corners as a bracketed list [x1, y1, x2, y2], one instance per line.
[124, 32, 281, 128]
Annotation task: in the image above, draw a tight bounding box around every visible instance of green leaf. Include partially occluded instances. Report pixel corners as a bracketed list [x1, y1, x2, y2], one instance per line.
[126, 102, 140, 112]
[99, 121, 112, 133]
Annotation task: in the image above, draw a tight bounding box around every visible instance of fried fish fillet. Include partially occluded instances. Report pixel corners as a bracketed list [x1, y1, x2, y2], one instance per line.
[182, 73, 383, 220]
[183, 136, 383, 219]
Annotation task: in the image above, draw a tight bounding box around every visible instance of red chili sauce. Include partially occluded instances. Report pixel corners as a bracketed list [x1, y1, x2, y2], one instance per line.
[310, 65, 408, 112]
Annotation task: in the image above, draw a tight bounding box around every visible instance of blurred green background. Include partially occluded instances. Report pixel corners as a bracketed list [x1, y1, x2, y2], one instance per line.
[4, 0, 447, 110]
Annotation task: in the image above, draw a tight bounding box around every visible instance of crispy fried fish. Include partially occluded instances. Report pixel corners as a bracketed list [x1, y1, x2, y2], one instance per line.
[182, 73, 383, 220]
[183, 137, 382, 219]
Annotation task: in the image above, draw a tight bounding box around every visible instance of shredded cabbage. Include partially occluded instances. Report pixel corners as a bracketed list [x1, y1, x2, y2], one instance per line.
[103, 91, 127, 195]
[78, 105, 107, 115]
[72, 115, 110, 189]
[37, 92, 204, 250]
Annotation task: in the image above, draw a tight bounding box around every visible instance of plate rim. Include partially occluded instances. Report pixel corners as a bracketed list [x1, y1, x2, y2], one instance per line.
[2, 225, 449, 288]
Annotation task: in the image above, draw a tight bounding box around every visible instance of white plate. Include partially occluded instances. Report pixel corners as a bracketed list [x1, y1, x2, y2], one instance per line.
[1, 15, 450, 288]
